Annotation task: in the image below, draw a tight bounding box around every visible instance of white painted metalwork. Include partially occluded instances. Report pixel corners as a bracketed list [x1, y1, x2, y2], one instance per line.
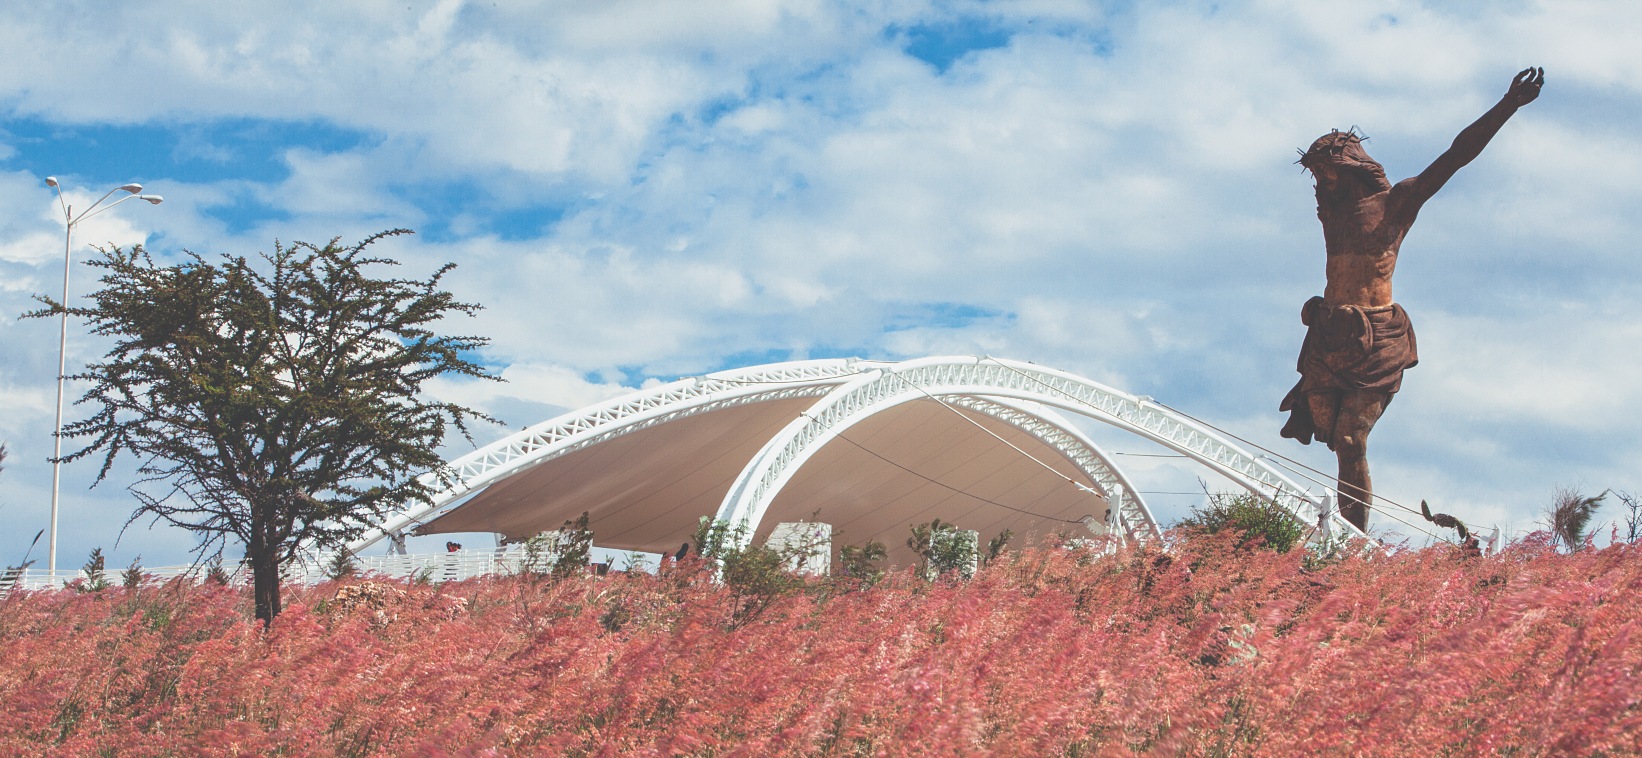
[940, 396, 1156, 542]
[44, 177, 163, 575]
[713, 356, 1352, 548]
[349, 359, 866, 552]
[351, 355, 1353, 556]
[6, 562, 233, 593]
[2, 547, 590, 593]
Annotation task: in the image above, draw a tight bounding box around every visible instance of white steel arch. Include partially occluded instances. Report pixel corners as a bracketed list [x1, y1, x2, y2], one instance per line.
[940, 396, 1155, 541]
[350, 359, 863, 552]
[351, 358, 1155, 552]
[713, 356, 1354, 548]
[349, 355, 1353, 555]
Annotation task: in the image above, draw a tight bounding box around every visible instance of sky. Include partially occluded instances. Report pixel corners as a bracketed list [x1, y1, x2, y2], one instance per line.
[1, 0, 1638, 572]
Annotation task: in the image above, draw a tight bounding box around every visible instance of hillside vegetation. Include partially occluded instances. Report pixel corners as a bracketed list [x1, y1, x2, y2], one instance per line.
[3, 534, 1639, 755]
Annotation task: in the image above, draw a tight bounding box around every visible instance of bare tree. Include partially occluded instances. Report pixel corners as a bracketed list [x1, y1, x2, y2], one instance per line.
[1616, 491, 1641, 545]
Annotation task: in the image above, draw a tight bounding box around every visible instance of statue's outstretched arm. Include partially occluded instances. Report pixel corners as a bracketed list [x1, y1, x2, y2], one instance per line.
[1397, 68, 1544, 209]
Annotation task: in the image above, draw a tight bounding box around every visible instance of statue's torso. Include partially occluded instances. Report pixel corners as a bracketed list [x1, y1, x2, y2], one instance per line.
[1319, 190, 1412, 308]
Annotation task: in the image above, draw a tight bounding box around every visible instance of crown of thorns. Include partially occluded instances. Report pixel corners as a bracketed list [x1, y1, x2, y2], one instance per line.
[1296, 126, 1369, 169]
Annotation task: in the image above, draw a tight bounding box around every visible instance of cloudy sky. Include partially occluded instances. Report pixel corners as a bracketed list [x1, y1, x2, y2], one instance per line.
[2, 0, 1638, 570]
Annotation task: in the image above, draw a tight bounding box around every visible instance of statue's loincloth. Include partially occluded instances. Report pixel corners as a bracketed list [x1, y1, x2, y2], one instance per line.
[1279, 296, 1418, 446]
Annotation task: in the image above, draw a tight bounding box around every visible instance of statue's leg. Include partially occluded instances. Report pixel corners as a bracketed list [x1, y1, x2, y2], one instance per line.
[1305, 391, 1341, 449]
[1333, 391, 1391, 532]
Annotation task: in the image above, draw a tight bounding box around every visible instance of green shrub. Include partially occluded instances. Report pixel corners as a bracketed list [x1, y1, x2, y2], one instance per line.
[692, 517, 804, 627]
[519, 511, 595, 580]
[838, 540, 887, 586]
[325, 551, 359, 581]
[121, 556, 144, 589]
[204, 560, 232, 586]
[1175, 492, 1305, 553]
[907, 519, 978, 580]
[75, 548, 110, 593]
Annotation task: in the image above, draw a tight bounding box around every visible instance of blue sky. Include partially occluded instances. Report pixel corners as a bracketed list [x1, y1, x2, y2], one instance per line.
[2, 0, 1640, 569]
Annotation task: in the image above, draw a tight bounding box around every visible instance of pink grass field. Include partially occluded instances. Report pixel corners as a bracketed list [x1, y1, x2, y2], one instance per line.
[3, 535, 1639, 755]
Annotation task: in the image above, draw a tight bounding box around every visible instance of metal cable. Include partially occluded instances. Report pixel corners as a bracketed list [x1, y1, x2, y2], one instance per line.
[884, 371, 1086, 488]
[725, 365, 1107, 527]
[827, 430, 1091, 525]
[976, 357, 1473, 545]
[1147, 397, 1485, 534]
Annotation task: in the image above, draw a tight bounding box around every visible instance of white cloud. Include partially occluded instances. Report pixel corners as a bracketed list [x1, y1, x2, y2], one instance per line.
[425, 362, 633, 421]
[1411, 304, 1642, 430]
[0, 381, 52, 431]
[3, 0, 1640, 566]
[0, 229, 58, 267]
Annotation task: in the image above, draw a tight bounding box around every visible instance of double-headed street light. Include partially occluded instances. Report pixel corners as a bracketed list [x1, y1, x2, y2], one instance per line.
[44, 176, 163, 575]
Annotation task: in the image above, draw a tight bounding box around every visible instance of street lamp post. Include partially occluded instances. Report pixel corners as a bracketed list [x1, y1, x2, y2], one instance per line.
[44, 176, 163, 576]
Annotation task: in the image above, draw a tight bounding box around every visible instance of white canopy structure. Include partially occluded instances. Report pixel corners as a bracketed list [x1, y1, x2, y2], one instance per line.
[349, 356, 1355, 566]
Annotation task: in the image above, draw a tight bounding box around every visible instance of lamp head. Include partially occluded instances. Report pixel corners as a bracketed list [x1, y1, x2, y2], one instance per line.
[140, 195, 163, 205]
[45, 176, 59, 187]
[119, 183, 143, 194]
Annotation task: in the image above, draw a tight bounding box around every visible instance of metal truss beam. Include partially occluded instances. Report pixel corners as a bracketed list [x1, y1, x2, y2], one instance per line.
[942, 397, 1159, 543]
[349, 359, 868, 552]
[350, 355, 1349, 555]
[714, 356, 1352, 549]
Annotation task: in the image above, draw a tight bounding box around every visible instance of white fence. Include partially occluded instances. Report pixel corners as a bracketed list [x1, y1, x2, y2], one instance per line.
[0, 545, 583, 596]
[3, 562, 225, 594]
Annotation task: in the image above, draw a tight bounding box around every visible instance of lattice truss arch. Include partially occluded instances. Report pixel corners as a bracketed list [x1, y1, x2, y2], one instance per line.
[351, 359, 861, 551]
[350, 356, 1352, 554]
[937, 396, 1156, 542]
[713, 356, 1355, 549]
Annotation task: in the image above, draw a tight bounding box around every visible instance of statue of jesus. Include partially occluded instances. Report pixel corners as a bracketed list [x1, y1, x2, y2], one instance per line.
[1280, 67, 1545, 532]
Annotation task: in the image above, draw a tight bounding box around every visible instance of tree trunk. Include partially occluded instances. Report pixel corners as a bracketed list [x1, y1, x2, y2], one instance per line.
[249, 527, 282, 625]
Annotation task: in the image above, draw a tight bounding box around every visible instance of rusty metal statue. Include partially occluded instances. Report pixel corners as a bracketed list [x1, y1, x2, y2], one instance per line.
[1281, 68, 1545, 532]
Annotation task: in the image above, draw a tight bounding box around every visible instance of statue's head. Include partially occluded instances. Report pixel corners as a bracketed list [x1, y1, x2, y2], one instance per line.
[1298, 129, 1391, 195]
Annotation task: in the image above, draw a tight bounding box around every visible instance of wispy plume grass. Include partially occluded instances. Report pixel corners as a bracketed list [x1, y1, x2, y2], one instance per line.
[2, 533, 1639, 753]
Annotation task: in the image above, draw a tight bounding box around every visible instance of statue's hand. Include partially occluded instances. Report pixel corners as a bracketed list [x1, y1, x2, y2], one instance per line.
[1508, 67, 1544, 107]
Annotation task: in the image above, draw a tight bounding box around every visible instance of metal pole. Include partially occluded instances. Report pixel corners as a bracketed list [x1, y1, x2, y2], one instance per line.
[48, 210, 72, 576]
[43, 180, 159, 576]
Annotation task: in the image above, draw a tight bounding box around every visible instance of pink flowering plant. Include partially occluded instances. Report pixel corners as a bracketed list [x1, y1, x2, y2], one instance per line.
[2, 532, 1639, 754]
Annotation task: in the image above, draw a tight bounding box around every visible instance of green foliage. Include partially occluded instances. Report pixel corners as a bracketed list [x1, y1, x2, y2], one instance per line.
[693, 517, 805, 626]
[204, 560, 231, 586]
[1545, 487, 1606, 551]
[1175, 492, 1305, 553]
[25, 230, 499, 622]
[837, 540, 887, 586]
[691, 516, 742, 566]
[1301, 530, 1357, 571]
[75, 548, 110, 593]
[120, 556, 144, 589]
[985, 529, 1014, 566]
[519, 512, 595, 581]
[907, 519, 978, 580]
[518, 534, 552, 577]
[554, 513, 594, 577]
[325, 551, 359, 581]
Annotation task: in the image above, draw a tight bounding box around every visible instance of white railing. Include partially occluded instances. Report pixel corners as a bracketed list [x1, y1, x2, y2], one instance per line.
[0, 546, 595, 595]
[303, 547, 542, 584]
[3, 563, 226, 594]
